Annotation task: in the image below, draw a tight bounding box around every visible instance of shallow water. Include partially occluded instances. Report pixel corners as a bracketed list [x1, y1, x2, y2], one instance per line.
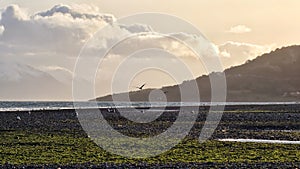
[219, 138, 300, 144]
[0, 101, 299, 112]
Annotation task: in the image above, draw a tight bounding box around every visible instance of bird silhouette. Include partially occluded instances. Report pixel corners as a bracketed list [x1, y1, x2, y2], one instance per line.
[136, 83, 146, 90]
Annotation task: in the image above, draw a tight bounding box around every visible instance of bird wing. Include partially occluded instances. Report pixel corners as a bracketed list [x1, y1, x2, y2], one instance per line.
[140, 83, 146, 88]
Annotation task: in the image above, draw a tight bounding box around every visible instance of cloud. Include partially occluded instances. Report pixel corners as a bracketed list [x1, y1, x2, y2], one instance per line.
[0, 4, 28, 22]
[220, 50, 231, 58]
[218, 41, 274, 68]
[120, 23, 153, 33]
[105, 32, 217, 61]
[0, 4, 118, 56]
[35, 4, 115, 24]
[228, 25, 252, 34]
[0, 4, 217, 61]
[1, 4, 273, 100]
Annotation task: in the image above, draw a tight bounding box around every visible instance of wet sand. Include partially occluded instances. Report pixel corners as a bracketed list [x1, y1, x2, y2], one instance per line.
[1, 104, 300, 140]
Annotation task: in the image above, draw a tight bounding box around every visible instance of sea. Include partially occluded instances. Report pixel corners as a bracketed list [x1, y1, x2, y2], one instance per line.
[0, 101, 299, 112]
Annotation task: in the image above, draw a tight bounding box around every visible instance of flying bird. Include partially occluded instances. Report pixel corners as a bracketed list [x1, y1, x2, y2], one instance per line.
[136, 83, 146, 90]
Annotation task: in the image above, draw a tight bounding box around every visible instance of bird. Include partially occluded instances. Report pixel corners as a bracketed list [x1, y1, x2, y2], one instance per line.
[136, 83, 146, 90]
[16, 116, 21, 120]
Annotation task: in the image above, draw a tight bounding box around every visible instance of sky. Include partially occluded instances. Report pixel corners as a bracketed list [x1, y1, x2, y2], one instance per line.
[1, 0, 299, 46]
[0, 0, 299, 100]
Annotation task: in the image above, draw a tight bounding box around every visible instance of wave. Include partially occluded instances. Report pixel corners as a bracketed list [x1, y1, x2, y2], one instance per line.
[0, 101, 299, 112]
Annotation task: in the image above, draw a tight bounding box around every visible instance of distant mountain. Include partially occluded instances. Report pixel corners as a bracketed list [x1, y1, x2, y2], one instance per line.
[96, 45, 300, 102]
[0, 62, 70, 101]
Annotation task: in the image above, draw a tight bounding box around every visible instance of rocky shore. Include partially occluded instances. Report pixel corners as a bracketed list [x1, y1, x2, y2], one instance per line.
[1, 104, 300, 140]
[1, 104, 300, 168]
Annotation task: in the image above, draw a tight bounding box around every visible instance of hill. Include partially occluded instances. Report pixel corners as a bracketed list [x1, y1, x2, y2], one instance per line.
[0, 62, 69, 101]
[96, 45, 300, 102]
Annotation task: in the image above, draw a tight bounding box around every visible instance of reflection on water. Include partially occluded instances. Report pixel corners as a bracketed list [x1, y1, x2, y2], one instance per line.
[0, 101, 299, 112]
[219, 138, 300, 144]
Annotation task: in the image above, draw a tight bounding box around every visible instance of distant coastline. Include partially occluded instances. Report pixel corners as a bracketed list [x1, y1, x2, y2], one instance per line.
[96, 46, 300, 102]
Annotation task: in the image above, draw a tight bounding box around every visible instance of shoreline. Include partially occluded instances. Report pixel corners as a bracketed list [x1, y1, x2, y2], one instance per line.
[1, 104, 300, 139]
[1, 104, 300, 167]
[1, 101, 299, 112]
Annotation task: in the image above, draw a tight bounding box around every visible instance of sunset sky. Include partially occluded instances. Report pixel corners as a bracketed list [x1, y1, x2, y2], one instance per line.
[1, 0, 299, 46]
[0, 0, 299, 100]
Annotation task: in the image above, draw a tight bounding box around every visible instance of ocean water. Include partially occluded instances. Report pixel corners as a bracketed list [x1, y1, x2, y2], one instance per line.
[0, 101, 298, 112]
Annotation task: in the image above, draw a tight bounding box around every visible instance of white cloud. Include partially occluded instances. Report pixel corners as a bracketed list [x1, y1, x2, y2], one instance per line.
[40, 65, 73, 74]
[0, 4, 276, 100]
[0, 4, 118, 56]
[228, 25, 252, 34]
[0, 4, 217, 61]
[105, 32, 217, 61]
[220, 50, 231, 58]
[120, 23, 153, 33]
[1, 4, 28, 22]
[218, 41, 274, 68]
[35, 4, 115, 23]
